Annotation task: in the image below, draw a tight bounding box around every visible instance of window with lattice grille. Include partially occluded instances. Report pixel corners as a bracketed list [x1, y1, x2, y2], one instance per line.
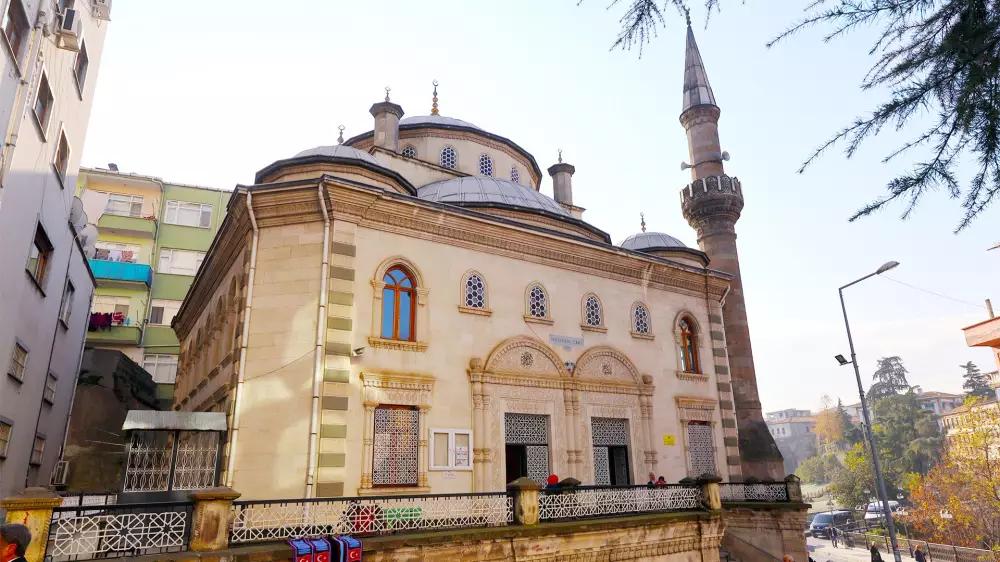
[373, 406, 419, 486]
[401, 145, 417, 158]
[584, 295, 602, 326]
[479, 154, 494, 176]
[632, 303, 650, 334]
[439, 146, 457, 169]
[686, 421, 717, 477]
[464, 272, 486, 309]
[511, 167, 520, 184]
[527, 285, 548, 318]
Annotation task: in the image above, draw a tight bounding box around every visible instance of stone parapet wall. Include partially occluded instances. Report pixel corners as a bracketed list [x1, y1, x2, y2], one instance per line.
[722, 503, 809, 561]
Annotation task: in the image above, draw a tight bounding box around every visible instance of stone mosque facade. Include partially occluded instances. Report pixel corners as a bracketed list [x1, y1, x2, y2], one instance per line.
[172, 25, 783, 499]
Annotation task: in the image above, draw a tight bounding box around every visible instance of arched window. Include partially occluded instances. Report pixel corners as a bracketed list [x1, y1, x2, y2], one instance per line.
[583, 294, 602, 327]
[463, 271, 487, 309]
[478, 154, 494, 176]
[632, 303, 651, 335]
[510, 166, 520, 184]
[439, 146, 457, 169]
[527, 284, 548, 319]
[679, 317, 700, 373]
[401, 145, 417, 158]
[381, 265, 416, 341]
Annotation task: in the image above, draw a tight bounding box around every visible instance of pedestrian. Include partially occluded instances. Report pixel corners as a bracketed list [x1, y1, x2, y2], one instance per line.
[914, 545, 926, 562]
[646, 472, 656, 488]
[0, 523, 31, 562]
[545, 474, 559, 491]
[869, 544, 883, 562]
[830, 526, 838, 548]
[783, 555, 794, 562]
[655, 476, 667, 487]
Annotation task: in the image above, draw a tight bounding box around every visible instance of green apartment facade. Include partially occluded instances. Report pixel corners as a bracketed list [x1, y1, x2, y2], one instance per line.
[78, 169, 230, 402]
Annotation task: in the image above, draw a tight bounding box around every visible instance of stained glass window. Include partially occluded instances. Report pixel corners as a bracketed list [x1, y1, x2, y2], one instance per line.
[381, 266, 416, 341]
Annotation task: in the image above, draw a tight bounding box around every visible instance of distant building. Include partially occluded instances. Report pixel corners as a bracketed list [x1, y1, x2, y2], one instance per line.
[76, 168, 230, 405]
[765, 410, 816, 474]
[914, 390, 963, 416]
[942, 304, 1000, 439]
[0, 1, 111, 500]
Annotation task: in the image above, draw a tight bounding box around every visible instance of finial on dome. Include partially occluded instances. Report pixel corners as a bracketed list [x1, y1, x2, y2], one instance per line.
[640, 212, 646, 233]
[558, 149, 563, 163]
[431, 80, 439, 116]
[384, 86, 391, 102]
[337, 125, 345, 144]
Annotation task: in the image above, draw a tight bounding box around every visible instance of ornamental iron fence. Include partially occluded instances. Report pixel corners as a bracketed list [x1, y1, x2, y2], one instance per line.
[718, 482, 790, 503]
[45, 501, 193, 561]
[229, 492, 513, 544]
[837, 530, 999, 562]
[538, 484, 702, 521]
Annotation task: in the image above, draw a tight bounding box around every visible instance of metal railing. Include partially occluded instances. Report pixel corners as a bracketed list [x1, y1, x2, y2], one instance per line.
[229, 491, 513, 545]
[837, 530, 1000, 562]
[538, 484, 702, 521]
[58, 493, 118, 508]
[719, 482, 790, 503]
[45, 501, 193, 561]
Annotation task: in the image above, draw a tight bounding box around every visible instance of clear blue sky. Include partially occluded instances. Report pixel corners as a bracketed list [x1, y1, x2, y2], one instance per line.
[82, 0, 998, 411]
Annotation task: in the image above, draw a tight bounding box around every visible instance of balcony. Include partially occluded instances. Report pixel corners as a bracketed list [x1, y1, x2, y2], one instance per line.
[87, 312, 143, 345]
[89, 259, 153, 287]
[97, 213, 157, 238]
[963, 315, 1000, 349]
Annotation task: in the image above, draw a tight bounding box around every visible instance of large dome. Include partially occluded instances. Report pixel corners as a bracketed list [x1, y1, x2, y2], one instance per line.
[400, 115, 481, 130]
[620, 231, 688, 251]
[417, 176, 569, 217]
[293, 145, 379, 165]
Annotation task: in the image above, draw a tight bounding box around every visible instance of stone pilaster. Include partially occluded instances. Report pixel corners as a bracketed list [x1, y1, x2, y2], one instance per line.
[1, 488, 62, 562]
[189, 487, 241, 552]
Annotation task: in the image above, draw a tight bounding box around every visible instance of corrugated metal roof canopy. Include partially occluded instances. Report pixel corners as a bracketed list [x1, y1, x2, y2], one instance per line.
[122, 410, 227, 432]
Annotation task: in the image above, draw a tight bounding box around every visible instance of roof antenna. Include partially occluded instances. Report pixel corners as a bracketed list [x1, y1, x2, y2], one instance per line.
[384, 86, 391, 102]
[337, 125, 345, 145]
[640, 212, 646, 232]
[558, 148, 563, 163]
[431, 80, 439, 115]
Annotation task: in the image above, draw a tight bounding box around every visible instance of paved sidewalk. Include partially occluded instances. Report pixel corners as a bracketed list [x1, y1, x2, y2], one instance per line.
[808, 537, 917, 562]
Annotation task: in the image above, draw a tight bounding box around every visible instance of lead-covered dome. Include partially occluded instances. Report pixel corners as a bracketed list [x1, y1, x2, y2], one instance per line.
[293, 145, 380, 165]
[418, 176, 569, 217]
[400, 115, 482, 130]
[620, 231, 688, 251]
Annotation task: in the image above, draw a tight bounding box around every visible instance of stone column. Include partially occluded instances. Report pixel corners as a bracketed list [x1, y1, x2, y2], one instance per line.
[189, 487, 241, 552]
[784, 474, 803, 503]
[417, 405, 430, 487]
[562, 386, 580, 478]
[361, 402, 376, 489]
[469, 361, 486, 492]
[698, 475, 722, 511]
[1, 488, 62, 562]
[507, 477, 541, 526]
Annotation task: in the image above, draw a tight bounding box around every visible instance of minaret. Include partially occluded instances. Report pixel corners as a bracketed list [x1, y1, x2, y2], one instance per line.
[679, 22, 785, 480]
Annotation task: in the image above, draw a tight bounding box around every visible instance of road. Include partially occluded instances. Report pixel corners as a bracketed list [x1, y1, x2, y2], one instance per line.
[807, 537, 920, 562]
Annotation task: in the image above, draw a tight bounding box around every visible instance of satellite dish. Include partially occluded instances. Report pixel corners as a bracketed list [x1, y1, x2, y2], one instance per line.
[70, 197, 87, 229]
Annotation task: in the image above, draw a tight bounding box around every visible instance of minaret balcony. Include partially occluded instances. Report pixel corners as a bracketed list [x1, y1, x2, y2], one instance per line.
[679, 175, 742, 202]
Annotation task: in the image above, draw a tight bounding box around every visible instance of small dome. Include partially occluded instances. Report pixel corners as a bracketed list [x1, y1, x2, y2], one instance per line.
[293, 145, 379, 165]
[400, 115, 482, 130]
[620, 231, 688, 251]
[418, 176, 569, 217]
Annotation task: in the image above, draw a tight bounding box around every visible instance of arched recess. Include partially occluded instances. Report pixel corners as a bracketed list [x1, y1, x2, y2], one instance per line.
[369, 256, 429, 349]
[573, 345, 655, 486]
[482, 335, 568, 379]
[671, 309, 706, 376]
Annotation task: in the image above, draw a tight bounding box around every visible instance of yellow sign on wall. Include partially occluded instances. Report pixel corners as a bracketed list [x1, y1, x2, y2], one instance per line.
[662, 434, 676, 446]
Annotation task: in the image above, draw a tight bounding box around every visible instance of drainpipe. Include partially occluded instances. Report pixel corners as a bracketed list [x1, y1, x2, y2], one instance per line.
[306, 182, 331, 497]
[224, 191, 259, 487]
[0, 8, 46, 206]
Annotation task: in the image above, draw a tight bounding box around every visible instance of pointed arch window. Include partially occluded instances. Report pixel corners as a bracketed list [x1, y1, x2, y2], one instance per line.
[381, 265, 416, 341]
[463, 271, 487, 309]
[631, 302, 651, 336]
[526, 284, 548, 319]
[479, 154, 494, 176]
[401, 145, 417, 158]
[440, 146, 457, 169]
[679, 317, 700, 373]
[584, 294, 602, 327]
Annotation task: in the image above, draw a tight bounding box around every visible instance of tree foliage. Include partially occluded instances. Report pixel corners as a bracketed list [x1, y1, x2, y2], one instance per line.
[868, 356, 912, 402]
[815, 407, 846, 446]
[961, 361, 993, 399]
[831, 442, 876, 508]
[601, 0, 1000, 230]
[908, 398, 1000, 548]
[796, 453, 843, 484]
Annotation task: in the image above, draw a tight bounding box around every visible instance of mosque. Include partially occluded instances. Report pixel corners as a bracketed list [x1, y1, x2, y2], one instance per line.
[171, 23, 783, 499]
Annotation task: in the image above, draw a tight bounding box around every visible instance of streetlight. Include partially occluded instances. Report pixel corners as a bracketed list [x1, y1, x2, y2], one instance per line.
[836, 260, 903, 562]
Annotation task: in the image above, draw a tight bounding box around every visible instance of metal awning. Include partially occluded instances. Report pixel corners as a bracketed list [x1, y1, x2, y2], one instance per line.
[122, 410, 227, 432]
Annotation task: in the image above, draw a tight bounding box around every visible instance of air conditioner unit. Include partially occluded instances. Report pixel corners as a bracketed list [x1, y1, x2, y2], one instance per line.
[51, 460, 69, 487]
[91, 0, 111, 21]
[56, 9, 81, 51]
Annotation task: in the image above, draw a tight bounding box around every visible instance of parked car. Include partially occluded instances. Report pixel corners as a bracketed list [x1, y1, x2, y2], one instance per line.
[809, 510, 854, 538]
[863, 501, 900, 523]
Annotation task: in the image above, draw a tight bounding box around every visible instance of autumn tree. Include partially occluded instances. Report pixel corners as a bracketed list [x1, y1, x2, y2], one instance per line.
[908, 398, 1000, 549]
[814, 407, 845, 448]
[961, 361, 993, 399]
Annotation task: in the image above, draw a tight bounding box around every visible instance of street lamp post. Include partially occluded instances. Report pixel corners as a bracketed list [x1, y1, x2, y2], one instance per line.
[838, 260, 904, 562]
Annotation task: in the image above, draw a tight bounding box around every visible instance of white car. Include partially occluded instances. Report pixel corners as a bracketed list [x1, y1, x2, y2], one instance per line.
[863, 501, 900, 522]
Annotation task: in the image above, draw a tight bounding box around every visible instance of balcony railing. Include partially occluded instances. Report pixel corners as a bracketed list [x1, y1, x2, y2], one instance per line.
[538, 484, 702, 521]
[97, 213, 156, 238]
[719, 482, 790, 503]
[88, 259, 153, 286]
[46, 501, 193, 561]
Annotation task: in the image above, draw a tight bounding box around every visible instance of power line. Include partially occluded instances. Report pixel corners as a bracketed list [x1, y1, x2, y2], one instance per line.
[881, 276, 988, 310]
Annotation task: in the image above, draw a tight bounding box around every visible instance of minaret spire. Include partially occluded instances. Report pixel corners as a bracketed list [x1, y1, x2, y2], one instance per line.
[431, 80, 439, 115]
[681, 22, 717, 113]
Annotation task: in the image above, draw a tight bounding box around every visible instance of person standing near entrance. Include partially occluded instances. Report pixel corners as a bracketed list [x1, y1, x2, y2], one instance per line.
[0, 524, 31, 562]
[870, 544, 883, 562]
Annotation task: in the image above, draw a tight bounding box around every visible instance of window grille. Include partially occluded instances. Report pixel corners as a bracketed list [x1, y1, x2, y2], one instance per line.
[510, 167, 520, 184]
[439, 146, 457, 169]
[373, 406, 419, 486]
[401, 145, 417, 158]
[527, 285, 548, 318]
[505, 413, 550, 484]
[464, 272, 486, 309]
[686, 421, 717, 477]
[632, 303, 650, 334]
[478, 154, 494, 176]
[584, 295, 602, 326]
[124, 431, 173, 492]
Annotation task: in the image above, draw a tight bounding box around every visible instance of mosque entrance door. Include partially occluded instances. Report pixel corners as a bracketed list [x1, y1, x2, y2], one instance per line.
[591, 417, 631, 486]
[504, 413, 550, 484]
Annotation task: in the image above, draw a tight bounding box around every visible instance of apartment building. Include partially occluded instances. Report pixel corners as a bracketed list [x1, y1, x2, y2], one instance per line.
[77, 167, 229, 403]
[0, 0, 110, 500]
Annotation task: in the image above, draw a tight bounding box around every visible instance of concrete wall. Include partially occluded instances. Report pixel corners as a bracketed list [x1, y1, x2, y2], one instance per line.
[0, 1, 109, 500]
